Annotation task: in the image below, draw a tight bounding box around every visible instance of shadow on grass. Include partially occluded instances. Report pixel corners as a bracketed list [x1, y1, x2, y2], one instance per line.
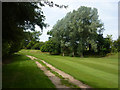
[2, 54, 55, 88]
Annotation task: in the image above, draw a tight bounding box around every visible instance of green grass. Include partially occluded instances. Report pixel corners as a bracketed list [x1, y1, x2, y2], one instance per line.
[20, 49, 118, 88]
[2, 53, 55, 88]
[36, 59, 79, 88]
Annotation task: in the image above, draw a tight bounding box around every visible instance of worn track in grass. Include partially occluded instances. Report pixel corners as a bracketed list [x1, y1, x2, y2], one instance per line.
[26, 55, 91, 89]
[26, 55, 69, 88]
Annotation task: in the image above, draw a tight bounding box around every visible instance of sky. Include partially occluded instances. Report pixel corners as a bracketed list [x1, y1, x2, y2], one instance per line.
[36, 0, 119, 42]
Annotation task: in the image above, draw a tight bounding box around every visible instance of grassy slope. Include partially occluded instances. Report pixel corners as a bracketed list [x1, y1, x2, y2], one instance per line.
[20, 49, 118, 88]
[2, 53, 55, 88]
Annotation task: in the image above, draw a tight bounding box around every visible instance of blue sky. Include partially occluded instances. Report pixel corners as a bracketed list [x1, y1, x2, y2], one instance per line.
[36, 0, 119, 42]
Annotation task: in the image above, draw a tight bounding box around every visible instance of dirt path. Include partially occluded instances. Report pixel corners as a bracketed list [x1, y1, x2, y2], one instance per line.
[26, 55, 37, 60]
[35, 61, 69, 88]
[26, 55, 69, 88]
[41, 60, 91, 89]
[26, 55, 91, 89]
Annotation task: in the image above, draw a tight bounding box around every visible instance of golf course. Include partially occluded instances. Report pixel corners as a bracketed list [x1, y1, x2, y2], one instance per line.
[2, 2, 119, 89]
[3, 49, 118, 88]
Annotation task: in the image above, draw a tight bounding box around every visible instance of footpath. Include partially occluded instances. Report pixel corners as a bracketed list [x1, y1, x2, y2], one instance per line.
[26, 55, 91, 89]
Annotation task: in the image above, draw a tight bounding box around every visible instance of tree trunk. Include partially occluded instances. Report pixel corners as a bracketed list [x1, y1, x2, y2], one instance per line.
[63, 52, 64, 56]
[72, 52, 74, 57]
[80, 53, 83, 58]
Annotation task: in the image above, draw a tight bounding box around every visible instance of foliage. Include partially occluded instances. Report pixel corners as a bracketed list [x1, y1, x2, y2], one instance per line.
[32, 42, 44, 50]
[48, 6, 105, 56]
[26, 41, 36, 49]
[117, 36, 120, 52]
[40, 40, 60, 54]
[2, 2, 46, 57]
[22, 31, 41, 49]
[113, 36, 120, 52]
[22, 31, 44, 50]
[96, 34, 112, 56]
[40, 0, 68, 8]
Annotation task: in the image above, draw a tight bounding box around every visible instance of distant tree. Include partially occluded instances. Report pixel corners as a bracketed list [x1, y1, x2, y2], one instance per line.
[48, 6, 104, 57]
[103, 38, 111, 54]
[106, 35, 113, 51]
[117, 36, 120, 52]
[113, 36, 120, 52]
[32, 42, 44, 50]
[40, 40, 60, 54]
[22, 31, 41, 49]
[26, 41, 36, 49]
[96, 34, 113, 56]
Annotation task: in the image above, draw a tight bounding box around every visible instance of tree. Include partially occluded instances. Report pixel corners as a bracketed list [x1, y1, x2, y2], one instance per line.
[117, 36, 120, 52]
[48, 6, 104, 57]
[2, 1, 68, 58]
[32, 42, 44, 50]
[113, 36, 120, 52]
[22, 31, 41, 49]
[106, 35, 113, 52]
[41, 40, 60, 54]
[96, 34, 113, 56]
[2, 2, 46, 57]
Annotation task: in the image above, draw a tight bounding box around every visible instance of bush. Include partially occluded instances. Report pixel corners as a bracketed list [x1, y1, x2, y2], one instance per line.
[26, 41, 35, 49]
[2, 40, 23, 58]
[40, 45, 49, 52]
[40, 40, 60, 54]
[32, 42, 44, 50]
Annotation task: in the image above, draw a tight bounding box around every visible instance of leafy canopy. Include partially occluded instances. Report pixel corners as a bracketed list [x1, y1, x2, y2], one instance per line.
[48, 6, 104, 56]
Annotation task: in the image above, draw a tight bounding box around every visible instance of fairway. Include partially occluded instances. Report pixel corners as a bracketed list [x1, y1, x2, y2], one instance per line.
[2, 53, 55, 88]
[2, 2, 119, 89]
[20, 49, 118, 88]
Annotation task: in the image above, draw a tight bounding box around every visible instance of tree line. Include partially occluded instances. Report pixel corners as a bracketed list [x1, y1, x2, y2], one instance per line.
[46, 6, 120, 57]
[23, 6, 120, 57]
[22, 34, 120, 57]
[3, 3, 119, 58]
[2, 2, 67, 58]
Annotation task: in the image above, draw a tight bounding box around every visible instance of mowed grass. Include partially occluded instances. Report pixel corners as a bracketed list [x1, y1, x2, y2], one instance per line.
[2, 53, 55, 88]
[20, 49, 118, 88]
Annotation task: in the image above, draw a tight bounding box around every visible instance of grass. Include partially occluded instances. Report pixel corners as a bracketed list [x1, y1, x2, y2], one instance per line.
[20, 49, 118, 88]
[36, 59, 79, 88]
[2, 53, 55, 88]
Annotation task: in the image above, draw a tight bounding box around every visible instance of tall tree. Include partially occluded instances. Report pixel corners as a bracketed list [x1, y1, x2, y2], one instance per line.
[48, 6, 104, 57]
